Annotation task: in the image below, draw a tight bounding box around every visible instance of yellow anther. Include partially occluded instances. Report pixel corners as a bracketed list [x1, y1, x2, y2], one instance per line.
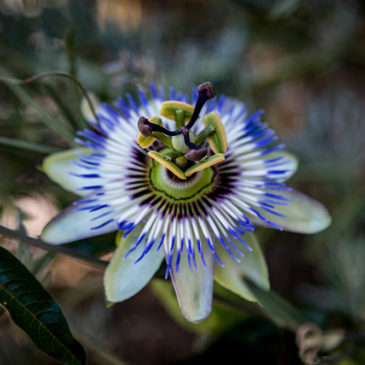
[137, 117, 162, 148]
[185, 153, 225, 177]
[160, 101, 194, 122]
[148, 150, 187, 180]
[204, 111, 227, 154]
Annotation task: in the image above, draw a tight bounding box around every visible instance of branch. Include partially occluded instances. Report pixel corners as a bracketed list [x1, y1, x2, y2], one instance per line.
[0, 225, 107, 269]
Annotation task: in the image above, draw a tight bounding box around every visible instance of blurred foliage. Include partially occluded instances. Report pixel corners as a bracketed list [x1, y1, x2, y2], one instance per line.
[0, 0, 365, 364]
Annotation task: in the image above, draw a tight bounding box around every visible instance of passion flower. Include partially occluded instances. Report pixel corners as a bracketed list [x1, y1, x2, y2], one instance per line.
[41, 82, 331, 322]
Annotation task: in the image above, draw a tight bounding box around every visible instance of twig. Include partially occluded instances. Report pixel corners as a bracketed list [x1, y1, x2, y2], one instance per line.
[0, 71, 100, 124]
[0, 225, 107, 268]
[0, 65, 74, 141]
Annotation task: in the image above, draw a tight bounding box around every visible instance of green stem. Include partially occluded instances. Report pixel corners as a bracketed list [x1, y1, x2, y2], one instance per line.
[44, 84, 81, 132]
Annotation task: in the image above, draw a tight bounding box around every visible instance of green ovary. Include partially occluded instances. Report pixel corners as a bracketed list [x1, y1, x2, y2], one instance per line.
[149, 157, 216, 203]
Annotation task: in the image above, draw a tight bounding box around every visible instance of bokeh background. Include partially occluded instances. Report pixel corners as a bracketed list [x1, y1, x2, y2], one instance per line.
[0, 0, 364, 364]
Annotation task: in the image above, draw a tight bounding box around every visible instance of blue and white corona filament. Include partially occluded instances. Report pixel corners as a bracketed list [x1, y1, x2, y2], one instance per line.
[41, 81, 331, 323]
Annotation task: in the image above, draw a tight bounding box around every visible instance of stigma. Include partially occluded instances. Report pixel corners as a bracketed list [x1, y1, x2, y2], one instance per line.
[136, 82, 227, 180]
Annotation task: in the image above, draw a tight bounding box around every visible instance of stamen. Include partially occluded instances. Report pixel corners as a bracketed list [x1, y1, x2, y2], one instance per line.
[185, 153, 225, 177]
[136, 82, 224, 179]
[137, 82, 217, 154]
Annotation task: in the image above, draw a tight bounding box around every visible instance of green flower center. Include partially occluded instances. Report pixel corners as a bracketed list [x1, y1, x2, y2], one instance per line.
[148, 152, 216, 202]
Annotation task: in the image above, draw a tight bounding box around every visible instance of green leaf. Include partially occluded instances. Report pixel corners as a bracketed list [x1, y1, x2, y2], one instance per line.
[0, 246, 86, 365]
[0, 136, 60, 154]
[246, 279, 306, 331]
[214, 232, 269, 303]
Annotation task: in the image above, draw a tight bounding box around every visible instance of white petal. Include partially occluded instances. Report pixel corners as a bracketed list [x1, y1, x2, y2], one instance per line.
[263, 151, 298, 182]
[41, 201, 117, 244]
[170, 243, 215, 323]
[251, 189, 331, 234]
[42, 148, 106, 196]
[104, 227, 164, 303]
[235, 151, 298, 182]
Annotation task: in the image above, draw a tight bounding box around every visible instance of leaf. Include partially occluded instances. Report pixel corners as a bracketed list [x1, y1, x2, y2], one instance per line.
[246, 279, 306, 331]
[0, 246, 86, 365]
[0, 136, 60, 154]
